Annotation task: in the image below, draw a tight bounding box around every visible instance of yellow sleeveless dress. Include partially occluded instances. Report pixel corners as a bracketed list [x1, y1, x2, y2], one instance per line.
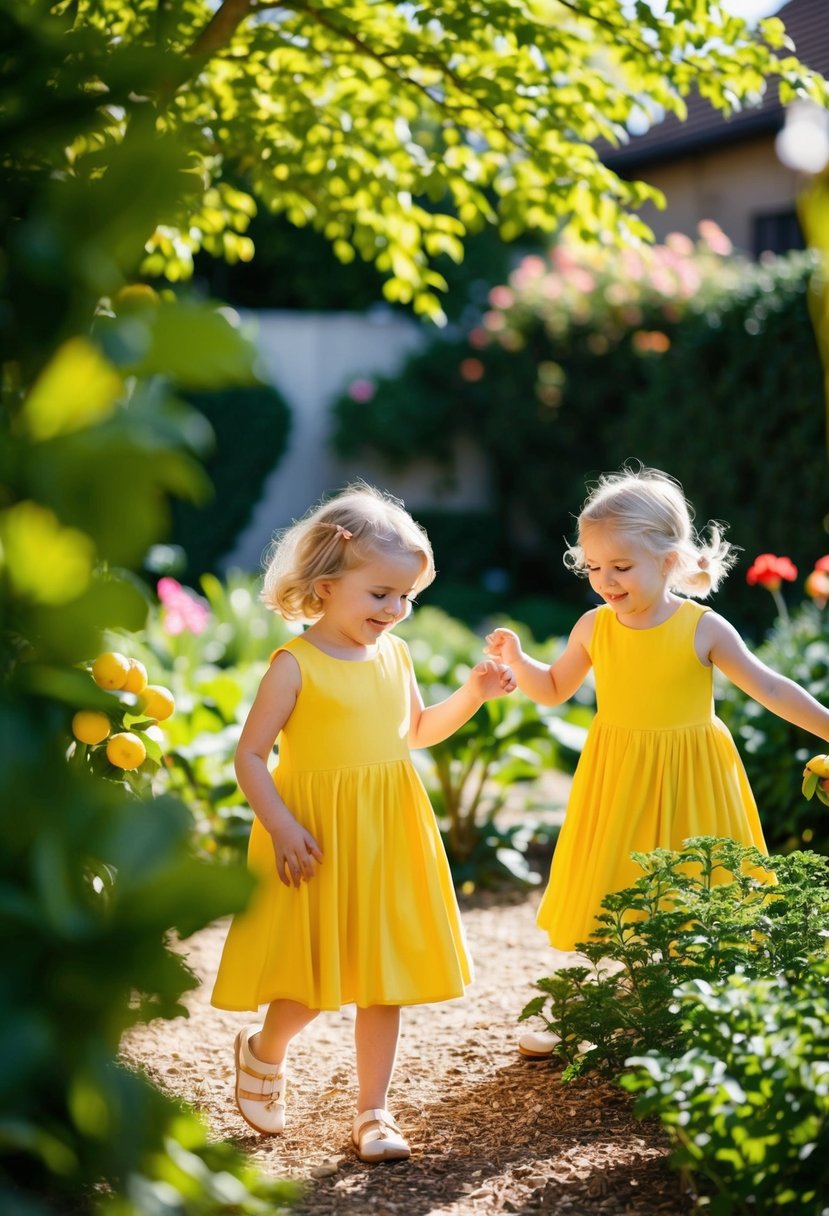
[537, 599, 768, 951]
[211, 631, 472, 1012]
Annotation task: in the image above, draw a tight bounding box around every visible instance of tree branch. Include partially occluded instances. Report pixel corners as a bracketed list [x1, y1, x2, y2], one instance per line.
[187, 0, 254, 58]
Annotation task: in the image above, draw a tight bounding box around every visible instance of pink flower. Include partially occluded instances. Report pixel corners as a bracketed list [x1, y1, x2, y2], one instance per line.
[347, 378, 376, 403]
[157, 577, 210, 635]
[698, 220, 733, 257]
[488, 285, 514, 310]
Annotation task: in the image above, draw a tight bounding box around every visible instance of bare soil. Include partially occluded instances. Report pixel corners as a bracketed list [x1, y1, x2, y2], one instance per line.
[122, 879, 694, 1216]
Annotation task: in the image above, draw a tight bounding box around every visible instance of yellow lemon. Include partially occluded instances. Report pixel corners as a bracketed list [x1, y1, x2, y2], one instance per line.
[106, 731, 146, 770]
[140, 684, 175, 722]
[805, 754, 829, 779]
[91, 651, 131, 690]
[71, 711, 110, 746]
[121, 658, 148, 695]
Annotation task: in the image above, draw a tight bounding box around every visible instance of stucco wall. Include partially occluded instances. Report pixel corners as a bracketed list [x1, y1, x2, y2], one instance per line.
[625, 135, 801, 251]
[226, 310, 492, 571]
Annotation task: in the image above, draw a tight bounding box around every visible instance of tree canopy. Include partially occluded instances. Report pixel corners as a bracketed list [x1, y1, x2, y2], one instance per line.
[4, 0, 828, 325]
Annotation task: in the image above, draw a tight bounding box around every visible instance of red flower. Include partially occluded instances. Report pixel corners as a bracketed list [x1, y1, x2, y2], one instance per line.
[806, 568, 829, 604]
[746, 553, 798, 592]
[813, 555, 829, 573]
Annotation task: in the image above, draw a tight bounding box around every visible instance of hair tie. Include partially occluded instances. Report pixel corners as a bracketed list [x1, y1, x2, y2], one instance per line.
[333, 524, 353, 540]
[698, 556, 709, 570]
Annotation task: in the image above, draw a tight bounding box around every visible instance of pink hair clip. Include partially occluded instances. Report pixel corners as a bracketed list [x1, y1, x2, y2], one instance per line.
[334, 524, 353, 540]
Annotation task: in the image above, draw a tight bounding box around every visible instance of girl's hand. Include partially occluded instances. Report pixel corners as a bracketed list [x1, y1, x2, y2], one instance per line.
[484, 627, 524, 667]
[469, 658, 517, 700]
[269, 813, 323, 888]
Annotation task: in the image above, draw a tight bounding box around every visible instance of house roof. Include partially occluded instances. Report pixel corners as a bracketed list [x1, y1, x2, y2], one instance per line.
[602, 0, 829, 171]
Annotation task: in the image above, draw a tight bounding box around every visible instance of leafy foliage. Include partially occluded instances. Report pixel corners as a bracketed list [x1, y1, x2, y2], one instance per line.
[519, 837, 829, 1079]
[623, 962, 829, 1215]
[0, 3, 298, 1212]
[4, 1, 826, 324]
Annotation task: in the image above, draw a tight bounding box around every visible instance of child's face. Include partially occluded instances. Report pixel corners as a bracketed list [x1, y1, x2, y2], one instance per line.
[315, 549, 424, 647]
[581, 526, 673, 624]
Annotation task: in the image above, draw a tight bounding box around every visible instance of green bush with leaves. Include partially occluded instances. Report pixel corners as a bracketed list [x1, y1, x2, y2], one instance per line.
[170, 386, 292, 583]
[622, 961, 829, 1215]
[519, 837, 829, 1081]
[0, 6, 298, 1212]
[716, 600, 829, 856]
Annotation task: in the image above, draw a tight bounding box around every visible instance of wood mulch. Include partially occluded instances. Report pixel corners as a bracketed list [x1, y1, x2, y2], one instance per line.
[122, 881, 694, 1216]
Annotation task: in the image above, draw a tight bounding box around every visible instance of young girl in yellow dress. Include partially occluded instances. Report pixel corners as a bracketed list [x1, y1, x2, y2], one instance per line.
[485, 466, 829, 1057]
[211, 483, 515, 1161]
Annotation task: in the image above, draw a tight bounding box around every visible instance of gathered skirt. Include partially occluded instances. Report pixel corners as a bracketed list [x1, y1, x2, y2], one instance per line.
[211, 759, 472, 1011]
[537, 718, 767, 951]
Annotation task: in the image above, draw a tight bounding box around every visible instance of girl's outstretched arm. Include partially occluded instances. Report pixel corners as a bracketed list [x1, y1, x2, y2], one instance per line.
[408, 659, 515, 750]
[484, 610, 595, 707]
[700, 612, 829, 741]
[235, 651, 324, 887]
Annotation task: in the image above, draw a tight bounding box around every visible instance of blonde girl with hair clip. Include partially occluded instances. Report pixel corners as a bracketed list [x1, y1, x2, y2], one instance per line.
[212, 483, 516, 1161]
[485, 465, 829, 1059]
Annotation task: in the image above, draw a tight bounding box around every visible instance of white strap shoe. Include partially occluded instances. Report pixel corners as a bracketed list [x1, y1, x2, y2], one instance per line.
[352, 1108, 411, 1163]
[518, 1028, 560, 1058]
[234, 1024, 287, 1135]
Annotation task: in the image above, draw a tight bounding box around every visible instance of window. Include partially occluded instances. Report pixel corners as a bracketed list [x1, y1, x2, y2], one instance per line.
[752, 209, 804, 258]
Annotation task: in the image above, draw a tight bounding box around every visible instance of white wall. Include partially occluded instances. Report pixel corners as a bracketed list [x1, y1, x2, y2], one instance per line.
[226, 311, 493, 571]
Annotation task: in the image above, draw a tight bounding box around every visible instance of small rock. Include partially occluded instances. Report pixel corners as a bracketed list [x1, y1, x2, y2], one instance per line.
[309, 1158, 342, 1179]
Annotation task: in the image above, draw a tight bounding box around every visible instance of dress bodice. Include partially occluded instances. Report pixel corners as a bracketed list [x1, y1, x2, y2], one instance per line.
[272, 632, 412, 772]
[588, 599, 713, 731]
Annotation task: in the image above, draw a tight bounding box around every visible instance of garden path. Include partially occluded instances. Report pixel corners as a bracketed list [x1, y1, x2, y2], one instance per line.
[123, 879, 692, 1215]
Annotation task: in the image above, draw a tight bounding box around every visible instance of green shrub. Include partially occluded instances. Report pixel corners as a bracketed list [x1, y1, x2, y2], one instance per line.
[170, 385, 291, 582]
[0, 12, 295, 1210]
[622, 961, 829, 1215]
[520, 837, 829, 1080]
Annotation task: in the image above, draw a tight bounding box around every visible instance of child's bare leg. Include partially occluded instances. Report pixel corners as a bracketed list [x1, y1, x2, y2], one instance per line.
[254, 998, 320, 1063]
[352, 1005, 410, 1161]
[354, 1004, 400, 1110]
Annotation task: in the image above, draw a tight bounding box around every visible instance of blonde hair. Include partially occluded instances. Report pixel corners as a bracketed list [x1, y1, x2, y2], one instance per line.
[564, 465, 737, 598]
[262, 482, 436, 620]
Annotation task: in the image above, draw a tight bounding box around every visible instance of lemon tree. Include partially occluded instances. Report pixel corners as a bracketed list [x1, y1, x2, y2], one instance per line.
[0, 9, 292, 1216]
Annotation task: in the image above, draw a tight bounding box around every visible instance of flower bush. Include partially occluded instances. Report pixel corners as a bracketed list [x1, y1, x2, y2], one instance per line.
[476, 222, 743, 369]
[331, 243, 826, 635]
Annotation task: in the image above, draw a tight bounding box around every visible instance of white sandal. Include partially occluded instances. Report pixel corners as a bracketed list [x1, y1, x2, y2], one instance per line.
[352, 1108, 411, 1163]
[234, 1024, 287, 1135]
[518, 1028, 560, 1059]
